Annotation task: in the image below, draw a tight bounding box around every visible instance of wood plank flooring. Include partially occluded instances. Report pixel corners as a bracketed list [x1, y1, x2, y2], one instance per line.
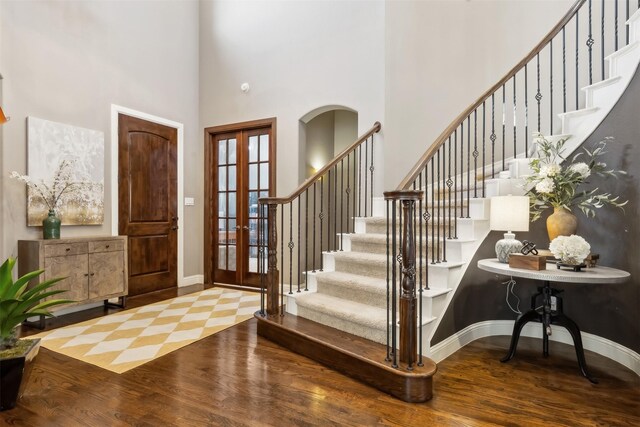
[3, 285, 639, 426]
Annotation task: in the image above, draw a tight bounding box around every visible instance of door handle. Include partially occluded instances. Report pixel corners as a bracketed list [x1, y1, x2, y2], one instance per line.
[236, 225, 241, 230]
[172, 226, 178, 230]
[243, 226, 249, 230]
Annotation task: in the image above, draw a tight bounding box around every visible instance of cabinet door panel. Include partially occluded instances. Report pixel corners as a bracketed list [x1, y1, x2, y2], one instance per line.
[44, 255, 89, 302]
[89, 252, 125, 299]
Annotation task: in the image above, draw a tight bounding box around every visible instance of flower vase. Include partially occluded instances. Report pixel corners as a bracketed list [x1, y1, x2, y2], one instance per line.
[42, 209, 61, 239]
[546, 207, 577, 242]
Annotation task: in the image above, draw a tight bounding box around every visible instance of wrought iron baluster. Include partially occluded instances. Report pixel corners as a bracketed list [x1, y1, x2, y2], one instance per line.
[453, 130, 458, 239]
[512, 75, 516, 160]
[466, 117, 471, 219]
[501, 84, 506, 171]
[313, 181, 317, 272]
[576, 10, 580, 110]
[588, 0, 594, 85]
[602, 0, 605, 81]
[346, 154, 350, 235]
[305, 189, 309, 290]
[627, 0, 630, 45]
[563, 26, 567, 113]
[340, 159, 344, 251]
[358, 145, 362, 217]
[364, 138, 369, 217]
[333, 165, 337, 252]
[289, 203, 294, 295]
[297, 198, 301, 293]
[482, 102, 486, 196]
[440, 149, 447, 262]
[460, 123, 464, 220]
[447, 136, 453, 238]
[328, 168, 332, 252]
[370, 136, 375, 215]
[437, 150, 441, 262]
[525, 64, 529, 155]
[550, 39, 554, 135]
[491, 94, 496, 178]
[536, 53, 542, 132]
[418, 174, 423, 291]
[319, 175, 324, 271]
[280, 206, 285, 302]
[353, 148, 357, 230]
[615, 0, 619, 54]
[431, 159, 436, 264]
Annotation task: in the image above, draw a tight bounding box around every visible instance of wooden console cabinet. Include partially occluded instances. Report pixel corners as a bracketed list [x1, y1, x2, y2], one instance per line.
[18, 236, 129, 314]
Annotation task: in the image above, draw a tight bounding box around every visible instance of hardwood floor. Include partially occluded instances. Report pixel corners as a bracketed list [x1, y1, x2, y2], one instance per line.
[4, 286, 639, 426]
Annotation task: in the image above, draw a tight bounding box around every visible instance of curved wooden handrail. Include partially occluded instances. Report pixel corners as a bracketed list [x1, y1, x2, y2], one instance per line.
[260, 121, 381, 205]
[396, 0, 585, 190]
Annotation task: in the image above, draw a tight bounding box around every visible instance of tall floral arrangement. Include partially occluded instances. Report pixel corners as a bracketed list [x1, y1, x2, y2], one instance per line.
[525, 134, 627, 221]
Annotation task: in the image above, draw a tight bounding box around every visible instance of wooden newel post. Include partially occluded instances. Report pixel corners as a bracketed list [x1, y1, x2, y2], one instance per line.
[399, 197, 418, 367]
[266, 203, 279, 316]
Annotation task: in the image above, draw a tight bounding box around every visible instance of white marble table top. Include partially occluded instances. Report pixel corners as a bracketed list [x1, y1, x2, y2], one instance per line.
[477, 258, 630, 284]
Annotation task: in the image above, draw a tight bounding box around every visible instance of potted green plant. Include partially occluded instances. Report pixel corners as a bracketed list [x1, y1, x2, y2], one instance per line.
[0, 257, 70, 411]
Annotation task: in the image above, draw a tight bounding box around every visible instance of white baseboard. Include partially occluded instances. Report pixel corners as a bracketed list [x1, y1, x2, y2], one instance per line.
[180, 274, 205, 287]
[430, 320, 640, 377]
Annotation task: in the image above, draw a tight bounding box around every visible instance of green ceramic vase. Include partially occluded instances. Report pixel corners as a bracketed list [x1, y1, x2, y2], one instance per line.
[42, 209, 61, 239]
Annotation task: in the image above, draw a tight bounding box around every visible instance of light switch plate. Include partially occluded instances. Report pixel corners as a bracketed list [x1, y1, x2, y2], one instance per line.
[184, 197, 195, 206]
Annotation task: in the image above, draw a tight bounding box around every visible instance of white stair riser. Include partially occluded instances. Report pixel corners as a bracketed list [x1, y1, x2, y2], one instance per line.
[469, 198, 490, 220]
[445, 240, 478, 263]
[583, 76, 623, 108]
[427, 264, 463, 289]
[457, 218, 490, 240]
[608, 41, 640, 79]
[560, 107, 599, 135]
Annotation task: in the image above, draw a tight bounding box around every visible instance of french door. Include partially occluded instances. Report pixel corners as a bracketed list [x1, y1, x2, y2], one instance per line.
[205, 119, 276, 287]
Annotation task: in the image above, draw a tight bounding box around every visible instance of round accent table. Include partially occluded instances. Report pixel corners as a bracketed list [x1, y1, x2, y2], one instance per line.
[478, 258, 630, 383]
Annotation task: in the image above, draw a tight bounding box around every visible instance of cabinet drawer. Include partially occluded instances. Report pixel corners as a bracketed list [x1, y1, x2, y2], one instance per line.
[89, 240, 124, 253]
[44, 242, 88, 257]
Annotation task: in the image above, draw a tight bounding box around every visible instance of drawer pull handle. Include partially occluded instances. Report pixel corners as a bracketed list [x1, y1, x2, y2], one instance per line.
[66, 248, 71, 252]
[90, 273, 95, 276]
[106, 245, 110, 248]
[84, 273, 89, 277]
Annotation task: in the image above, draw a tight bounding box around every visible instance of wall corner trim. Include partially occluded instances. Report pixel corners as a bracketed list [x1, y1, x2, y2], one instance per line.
[181, 275, 205, 287]
[430, 320, 640, 377]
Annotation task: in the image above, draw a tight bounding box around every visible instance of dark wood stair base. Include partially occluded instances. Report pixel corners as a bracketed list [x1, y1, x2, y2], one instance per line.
[255, 312, 437, 403]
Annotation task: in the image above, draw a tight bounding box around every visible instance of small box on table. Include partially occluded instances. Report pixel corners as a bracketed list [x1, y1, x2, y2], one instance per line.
[508, 254, 547, 270]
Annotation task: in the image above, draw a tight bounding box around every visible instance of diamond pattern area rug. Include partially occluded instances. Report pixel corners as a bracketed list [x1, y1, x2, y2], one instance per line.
[32, 288, 261, 374]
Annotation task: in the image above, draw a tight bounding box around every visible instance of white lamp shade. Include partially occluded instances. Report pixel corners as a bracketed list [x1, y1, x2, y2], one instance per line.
[489, 196, 530, 232]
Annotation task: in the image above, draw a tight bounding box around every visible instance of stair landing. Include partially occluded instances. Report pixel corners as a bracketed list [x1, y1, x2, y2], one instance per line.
[255, 311, 437, 403]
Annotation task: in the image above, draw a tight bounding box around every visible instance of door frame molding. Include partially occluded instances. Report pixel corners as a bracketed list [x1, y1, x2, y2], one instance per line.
[110, 104, 186, 286]
[204, 117, 276, 285]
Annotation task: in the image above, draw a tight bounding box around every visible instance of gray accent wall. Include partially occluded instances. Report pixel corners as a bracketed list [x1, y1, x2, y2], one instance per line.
[432, 68, 640, 353]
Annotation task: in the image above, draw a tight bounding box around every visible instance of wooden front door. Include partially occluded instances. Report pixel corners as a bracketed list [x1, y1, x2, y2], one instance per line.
[205, 119, 276, 287]
[118, 114, 178, 296]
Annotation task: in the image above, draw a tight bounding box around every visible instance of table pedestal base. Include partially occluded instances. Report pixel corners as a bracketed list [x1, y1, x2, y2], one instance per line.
[500, 280, 598, 384]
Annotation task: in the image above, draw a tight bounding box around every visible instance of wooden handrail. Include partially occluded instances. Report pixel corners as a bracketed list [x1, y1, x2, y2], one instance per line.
[260, 121, 381, 205]
[396, 0, 585, 190]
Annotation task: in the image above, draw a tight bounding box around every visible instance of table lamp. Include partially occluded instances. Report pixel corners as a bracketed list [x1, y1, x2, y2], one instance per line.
[490, 195, 530, 263]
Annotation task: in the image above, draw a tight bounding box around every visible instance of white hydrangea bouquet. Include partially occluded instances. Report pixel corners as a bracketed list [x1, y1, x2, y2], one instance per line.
[549, 235, 591, 265]
[525, 134, 628, 221]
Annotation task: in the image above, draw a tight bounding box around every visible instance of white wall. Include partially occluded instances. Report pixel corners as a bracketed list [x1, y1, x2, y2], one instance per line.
[333, 109, 358, 154]
[0, 0, 202, 277]
[199, 0, 385, 198]
[384, 0, 575, 189]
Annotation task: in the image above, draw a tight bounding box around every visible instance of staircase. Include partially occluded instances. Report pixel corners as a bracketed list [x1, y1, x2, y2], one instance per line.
[256, 1, 640, 403]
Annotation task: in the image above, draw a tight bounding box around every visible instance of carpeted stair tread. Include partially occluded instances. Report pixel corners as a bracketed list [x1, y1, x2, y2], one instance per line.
[315, 271, 387, 307]
[295, 293, 389, 342]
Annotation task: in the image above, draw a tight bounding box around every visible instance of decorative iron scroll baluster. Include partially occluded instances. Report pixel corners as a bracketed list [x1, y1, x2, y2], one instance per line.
[431, 158, 436, 264]
[418, 173, 423, 290]
[627, 0, 630, 45]
[358, 145, 362, 217]
[563, 26, 567, 113]
[466, 118, 471, 219]
[440, 149, 447, 262]
[346, 154, 351, 235]
[615, 0, 619, 50]
[536, 53, 542, 132]
[588, 0, 594, 85]
[353, 148, 357, 230]
[313, 182, 317, 272]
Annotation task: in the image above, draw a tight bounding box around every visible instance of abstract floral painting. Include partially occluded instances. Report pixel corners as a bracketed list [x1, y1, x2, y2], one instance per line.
[27, 117, 104, 225]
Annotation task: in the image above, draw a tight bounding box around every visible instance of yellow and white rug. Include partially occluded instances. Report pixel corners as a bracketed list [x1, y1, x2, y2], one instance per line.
[32, 288, 261, 373]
